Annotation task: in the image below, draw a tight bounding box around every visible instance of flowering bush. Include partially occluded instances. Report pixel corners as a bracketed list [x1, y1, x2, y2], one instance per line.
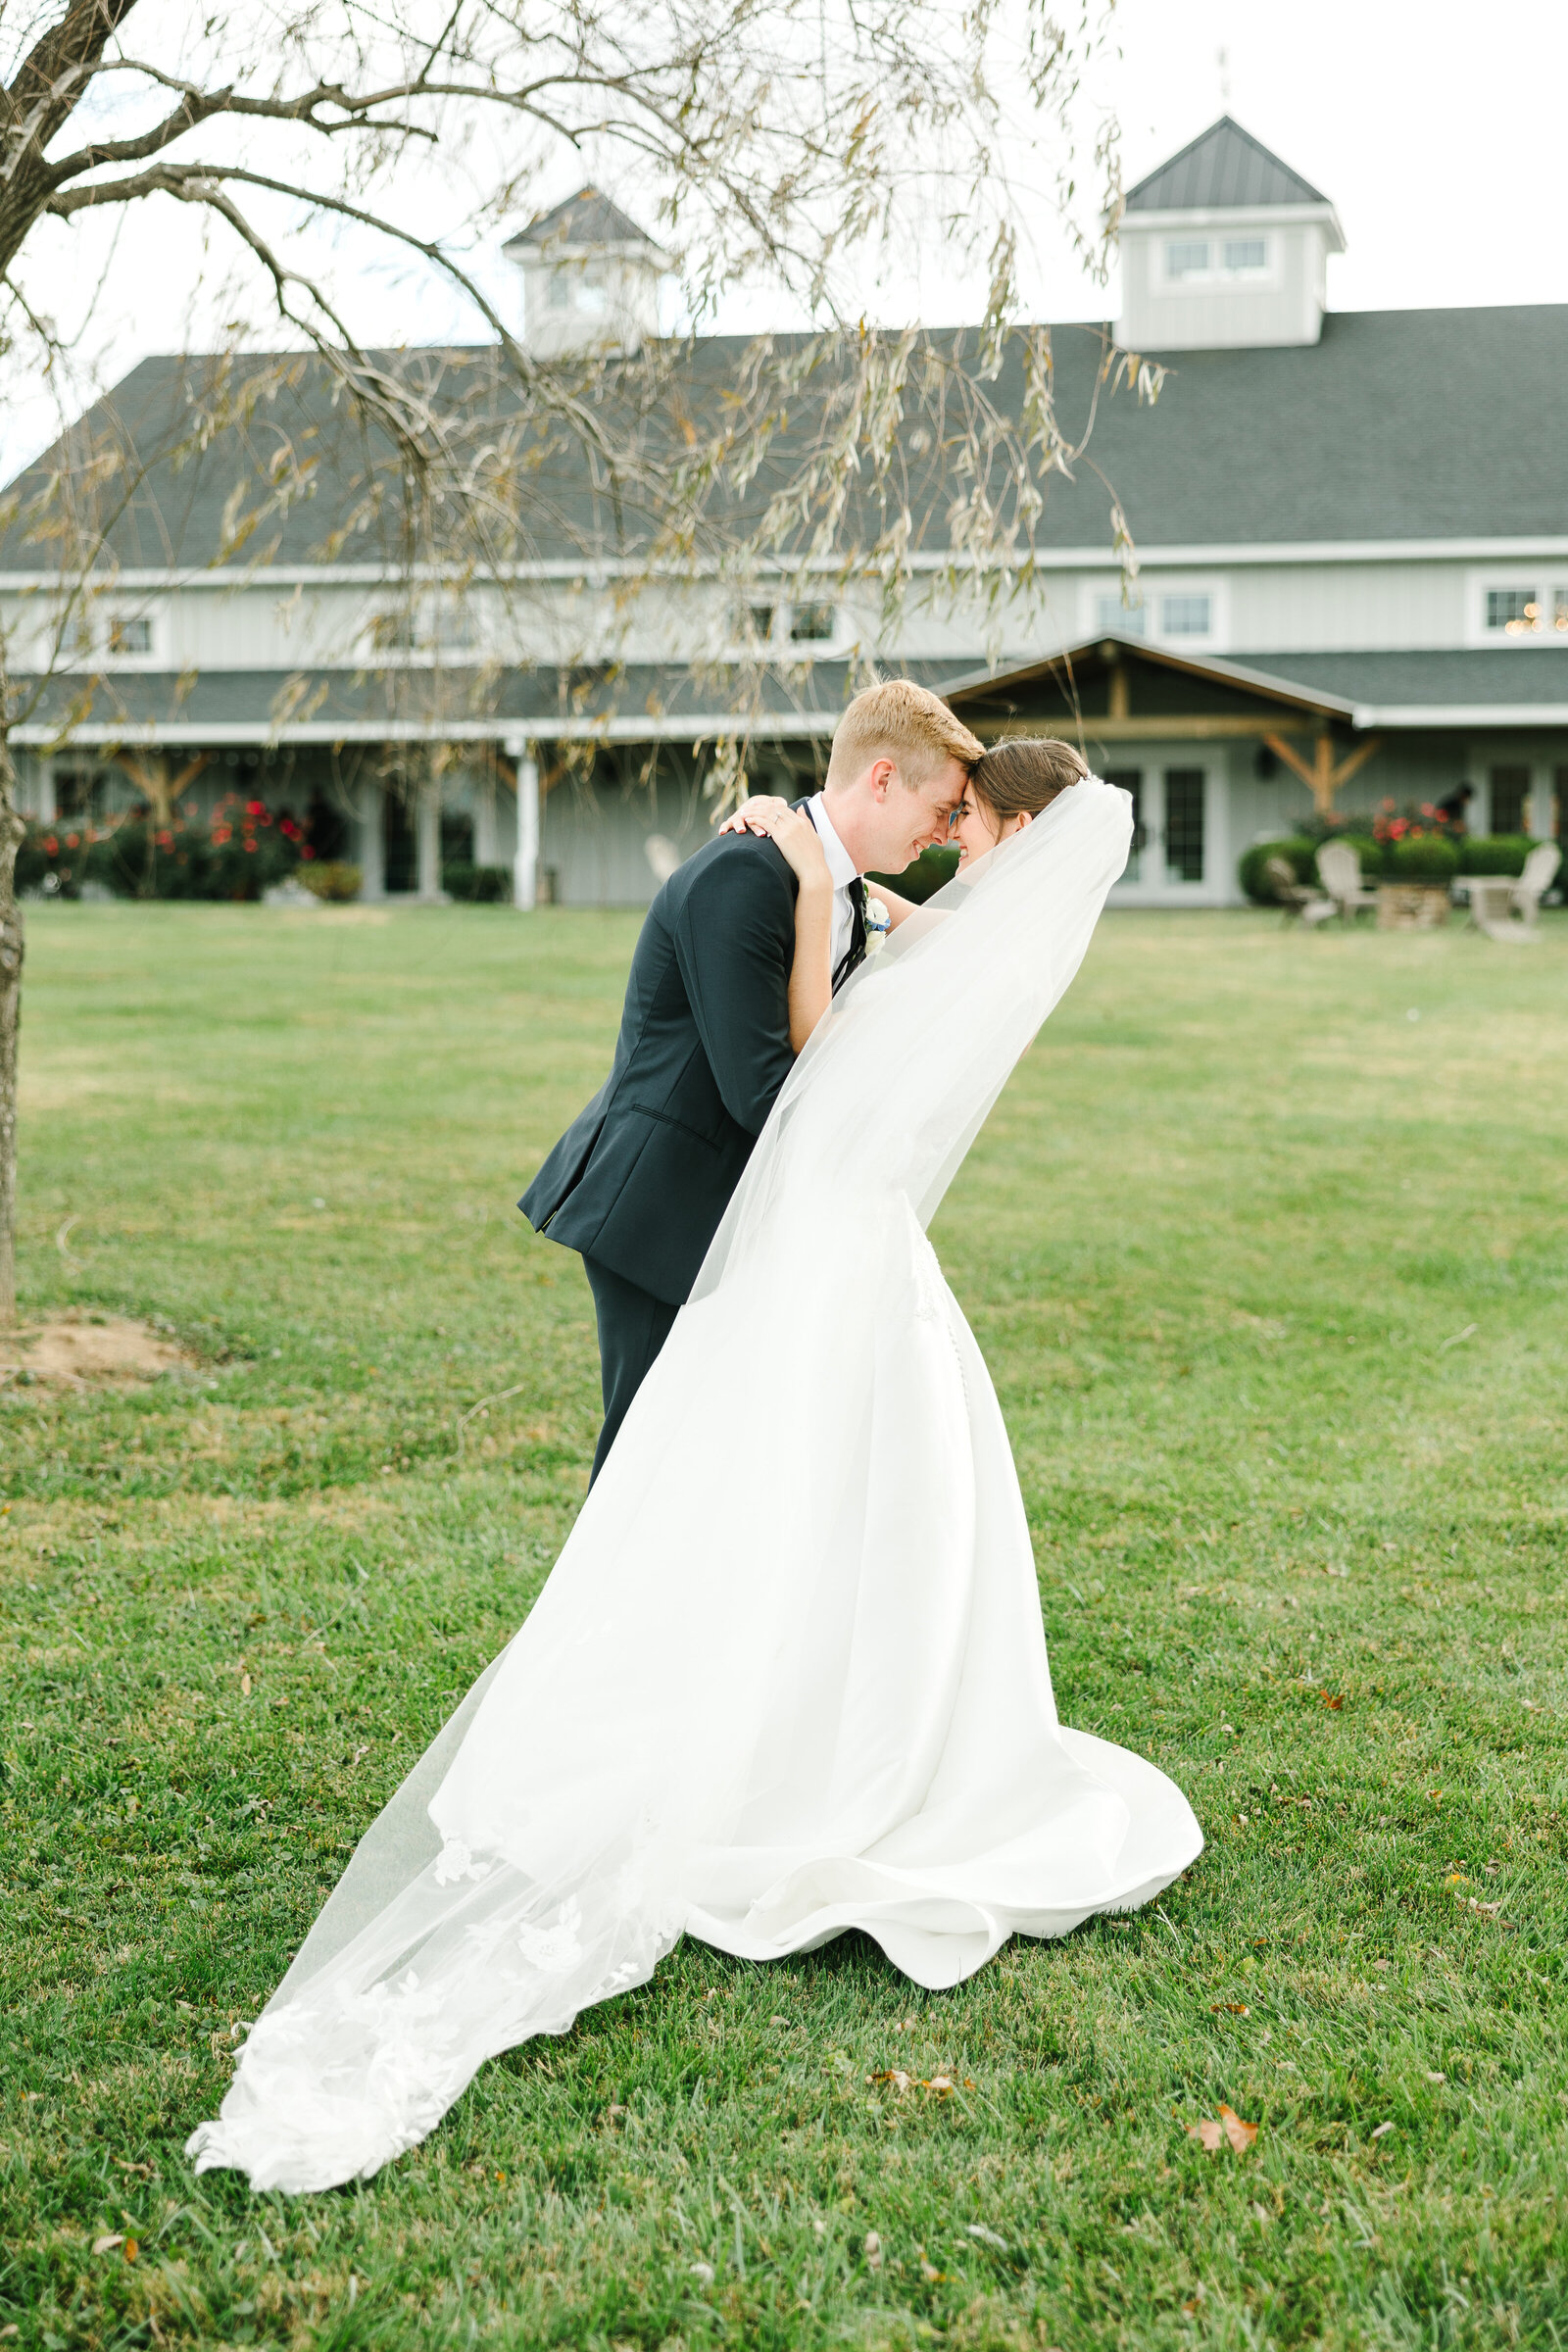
[19, 795, 307, 901]
[1371, 798, 1459, 850]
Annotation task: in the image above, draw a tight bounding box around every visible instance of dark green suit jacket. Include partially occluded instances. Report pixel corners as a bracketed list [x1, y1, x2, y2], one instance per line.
[519, 827, 801, 1305]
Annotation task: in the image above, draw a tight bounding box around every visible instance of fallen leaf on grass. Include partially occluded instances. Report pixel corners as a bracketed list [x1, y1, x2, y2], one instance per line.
[689, 2261, 714, 2285]
[966, 2224, 1007, 2249]
[869, 2068, 974, 2098]
[1321, 1692, 1345, 1711]
[1187, 2104, 1257, 2155]
[1209, 2002, 1250, 2016]
[1426, 2071, 1446, 2083]
[863, 2231, 882, 2272]
[240, 1672, 252, 1697]
[1370, 2121, 1395, 2140]
[918, 2248, 946, 2283]
[92, 2234, 124, 2255]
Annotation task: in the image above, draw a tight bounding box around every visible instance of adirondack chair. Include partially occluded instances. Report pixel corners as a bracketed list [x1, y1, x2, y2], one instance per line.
[1267, 856, 1335, 926]
[1460, 841, 1561, 942]
[1511, 841, 1561, 924]
[1316, 838, 1380, 920]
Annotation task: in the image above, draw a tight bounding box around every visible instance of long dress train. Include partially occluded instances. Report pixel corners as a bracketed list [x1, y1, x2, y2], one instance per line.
[187, 776, 1203, 2193]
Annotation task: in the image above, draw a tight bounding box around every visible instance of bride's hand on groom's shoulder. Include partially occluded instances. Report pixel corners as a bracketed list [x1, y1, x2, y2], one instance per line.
[718, 799, 831, 895]
[717, 795, 790, 838]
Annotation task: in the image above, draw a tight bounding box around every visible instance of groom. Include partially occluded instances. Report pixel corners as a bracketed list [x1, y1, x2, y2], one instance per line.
[520, 679, 984, 1481]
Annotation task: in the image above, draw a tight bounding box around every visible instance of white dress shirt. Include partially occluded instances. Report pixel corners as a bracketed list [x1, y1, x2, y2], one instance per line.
[806, 793, 860, 979]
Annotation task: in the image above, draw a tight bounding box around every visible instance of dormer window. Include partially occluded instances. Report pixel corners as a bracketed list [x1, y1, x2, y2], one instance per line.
[108, 612, 153, 656]
[731, 598, 836, 653]
[1487, 588, 1540, 634]
[789, 602, 836, 646]
[1160, 593, 1213, 637]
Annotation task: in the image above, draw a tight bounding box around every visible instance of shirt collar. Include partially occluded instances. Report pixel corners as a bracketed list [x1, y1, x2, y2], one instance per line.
[807, 793, 858, 891]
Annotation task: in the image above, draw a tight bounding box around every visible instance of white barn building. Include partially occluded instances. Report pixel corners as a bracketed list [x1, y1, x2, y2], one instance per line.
[6, 118, 1567, 906]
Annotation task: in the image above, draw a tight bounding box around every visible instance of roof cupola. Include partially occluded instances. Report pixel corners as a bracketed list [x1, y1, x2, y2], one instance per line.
[1116, 117, 1345, 353]
[504, 187, 672, 359]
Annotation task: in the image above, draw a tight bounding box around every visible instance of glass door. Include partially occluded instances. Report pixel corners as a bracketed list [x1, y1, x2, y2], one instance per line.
[1104, 765, 1209, 899]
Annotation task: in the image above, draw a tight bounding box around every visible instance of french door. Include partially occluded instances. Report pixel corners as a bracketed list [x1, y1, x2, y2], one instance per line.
[1104, 765, 1209, 899]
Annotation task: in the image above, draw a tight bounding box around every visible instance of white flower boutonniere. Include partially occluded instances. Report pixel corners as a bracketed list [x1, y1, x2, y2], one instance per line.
[865, 897, 891, 955]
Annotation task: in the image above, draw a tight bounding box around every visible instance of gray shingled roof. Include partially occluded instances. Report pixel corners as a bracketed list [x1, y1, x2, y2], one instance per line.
[507, 186, 659, 253]
[7, 304, 1568, 578]
[1125, 116, 1328, 213]
[1234, 650, 1568, 710]
[8, 660, 954, 737]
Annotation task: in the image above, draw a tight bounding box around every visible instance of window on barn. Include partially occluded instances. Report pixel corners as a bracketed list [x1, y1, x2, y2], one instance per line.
[1095, 592, 1145, 635]
[1160, 594, 1212, 637]
[107, 613, 153, 655]
[1554, 589, 1568, 633]
[1485, 588, 1540, 635]
[1490, 766, 1532, 835]
[739, 603, 777, 647]
[788, 603, 837, 645]
[1165, 239, 1209, 278]
[1222, 237, 1268, 273]
[429, 600, 476, 651]
[368, 611, 418, 654]
[1164, 769, 1206, 882]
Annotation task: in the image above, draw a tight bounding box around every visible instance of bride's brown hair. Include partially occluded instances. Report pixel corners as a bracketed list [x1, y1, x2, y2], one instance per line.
[970, 735, 1090, 823]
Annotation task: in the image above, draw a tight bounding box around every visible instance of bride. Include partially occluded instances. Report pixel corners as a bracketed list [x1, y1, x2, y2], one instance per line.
[188, 740, 1203, 2194]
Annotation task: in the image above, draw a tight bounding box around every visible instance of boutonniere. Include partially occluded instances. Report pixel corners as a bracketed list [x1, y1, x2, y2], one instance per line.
[865, 897, 891, 955]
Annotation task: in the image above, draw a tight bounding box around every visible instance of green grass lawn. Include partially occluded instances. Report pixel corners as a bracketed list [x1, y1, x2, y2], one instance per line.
[2, 899, 1566, 2352]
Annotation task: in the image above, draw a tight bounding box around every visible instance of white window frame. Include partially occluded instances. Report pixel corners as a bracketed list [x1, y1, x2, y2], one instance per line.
[100, 608, 160, 666]
[727, 595, 839, 657]
[1467, 567, 1568, 647]
[1157, 232, 1277, 292]
[1082, 575, 1226, 651]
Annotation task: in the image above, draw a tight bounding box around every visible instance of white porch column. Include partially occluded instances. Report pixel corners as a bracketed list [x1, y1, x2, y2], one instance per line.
[358, 776, 385, 899]
[507, 733, 539, 910]
[416, 782, 443, 902]
[473, 767, 499, 867]
[1529, 762, 1555, 841]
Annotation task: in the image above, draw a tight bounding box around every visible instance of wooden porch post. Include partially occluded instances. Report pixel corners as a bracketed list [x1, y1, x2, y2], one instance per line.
[1262, 729, 1382, 818]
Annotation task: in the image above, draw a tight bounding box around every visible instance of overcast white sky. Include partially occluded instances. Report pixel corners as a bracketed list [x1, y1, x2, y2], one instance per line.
[11, 0, 1568, 473]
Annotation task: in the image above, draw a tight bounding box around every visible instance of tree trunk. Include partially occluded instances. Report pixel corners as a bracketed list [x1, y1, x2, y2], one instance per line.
[0, 725, 25, 1328]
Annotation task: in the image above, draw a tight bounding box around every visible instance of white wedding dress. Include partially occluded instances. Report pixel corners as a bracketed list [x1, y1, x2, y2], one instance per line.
[188, 776, 1202, 2193]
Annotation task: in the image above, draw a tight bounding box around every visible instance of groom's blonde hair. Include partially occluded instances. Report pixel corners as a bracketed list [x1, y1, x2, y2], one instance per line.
[825, 679, 984, 790]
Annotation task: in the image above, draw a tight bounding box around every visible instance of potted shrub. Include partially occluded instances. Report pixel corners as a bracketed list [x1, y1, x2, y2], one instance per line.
[1379, 830, 1458, 929]
[301, 860, 364, 903]
[1370, 802, 1460, 930]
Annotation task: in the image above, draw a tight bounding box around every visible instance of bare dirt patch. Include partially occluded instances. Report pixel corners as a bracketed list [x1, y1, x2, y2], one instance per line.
[0, 1314, 195, 1387]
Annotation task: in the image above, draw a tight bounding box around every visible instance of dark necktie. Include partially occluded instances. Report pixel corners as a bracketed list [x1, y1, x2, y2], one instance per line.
[831, 876, 867, 995]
